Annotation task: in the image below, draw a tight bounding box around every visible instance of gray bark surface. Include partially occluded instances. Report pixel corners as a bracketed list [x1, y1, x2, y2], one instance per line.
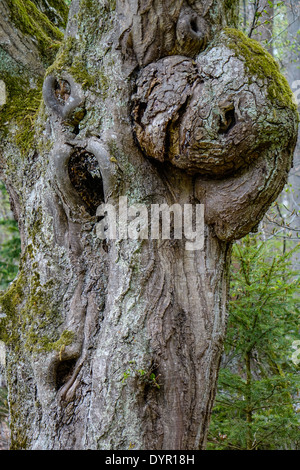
[0, 0, 298, 450]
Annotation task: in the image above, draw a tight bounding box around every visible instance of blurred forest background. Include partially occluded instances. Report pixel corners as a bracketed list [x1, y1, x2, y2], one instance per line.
[207, 0, 300, 450]
[0, 0, 299, 450]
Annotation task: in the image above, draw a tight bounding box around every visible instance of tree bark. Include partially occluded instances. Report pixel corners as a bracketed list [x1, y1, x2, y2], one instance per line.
[0, 0, 298, 450]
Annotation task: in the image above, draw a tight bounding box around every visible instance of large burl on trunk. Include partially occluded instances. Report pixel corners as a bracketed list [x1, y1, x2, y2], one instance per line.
[0, 0, 298, 450]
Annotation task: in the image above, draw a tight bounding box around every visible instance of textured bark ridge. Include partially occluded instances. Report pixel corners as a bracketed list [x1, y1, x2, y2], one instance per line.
[0, 0, 298, 450]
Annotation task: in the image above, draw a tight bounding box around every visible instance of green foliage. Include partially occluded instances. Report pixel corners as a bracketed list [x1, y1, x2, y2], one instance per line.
[0, 183, 20, 426]
[209, 4, 300, 450]
[0, 1, 67, 155]
[208, 234, 300, 450]
[0, 221, 21, 290]
[0, 184, 21, 291]
[239, 0, 300, 72]
[122, 361, 161, 389]
[33, 329, 75, 355]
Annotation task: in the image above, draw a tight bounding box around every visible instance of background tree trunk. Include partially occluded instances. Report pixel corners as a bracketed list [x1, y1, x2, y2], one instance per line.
[251, 0, 274, 53]
[0, 0, 297, 450]
[286, 0, 300, 268]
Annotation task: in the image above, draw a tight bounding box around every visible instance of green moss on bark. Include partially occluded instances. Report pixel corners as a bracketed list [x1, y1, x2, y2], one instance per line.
[41, 329, 75, 354]
[30, 0, 69, 29]
[9, 418, 28, 450]
[7, 0, 64, 65]
[0, 273, 25, 348]
[0, 264, 72, 355]
[46, 37, 96, 89]
[0, 73, 43, 155]
[221, 28, 297, 112]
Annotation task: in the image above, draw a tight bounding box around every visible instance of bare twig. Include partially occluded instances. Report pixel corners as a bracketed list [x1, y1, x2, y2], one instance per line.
[267, 14, 300, 45]
[249, 0, 261, 38]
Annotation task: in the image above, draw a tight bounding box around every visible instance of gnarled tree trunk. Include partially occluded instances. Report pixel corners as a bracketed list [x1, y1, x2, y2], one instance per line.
[0, 0, 298, 450]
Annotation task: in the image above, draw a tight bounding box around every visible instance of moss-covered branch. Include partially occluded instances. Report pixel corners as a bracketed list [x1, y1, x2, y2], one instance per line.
[6, 0, 65, 64]
[0, 0, 68, 156]
[29, 0, 69, 29]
